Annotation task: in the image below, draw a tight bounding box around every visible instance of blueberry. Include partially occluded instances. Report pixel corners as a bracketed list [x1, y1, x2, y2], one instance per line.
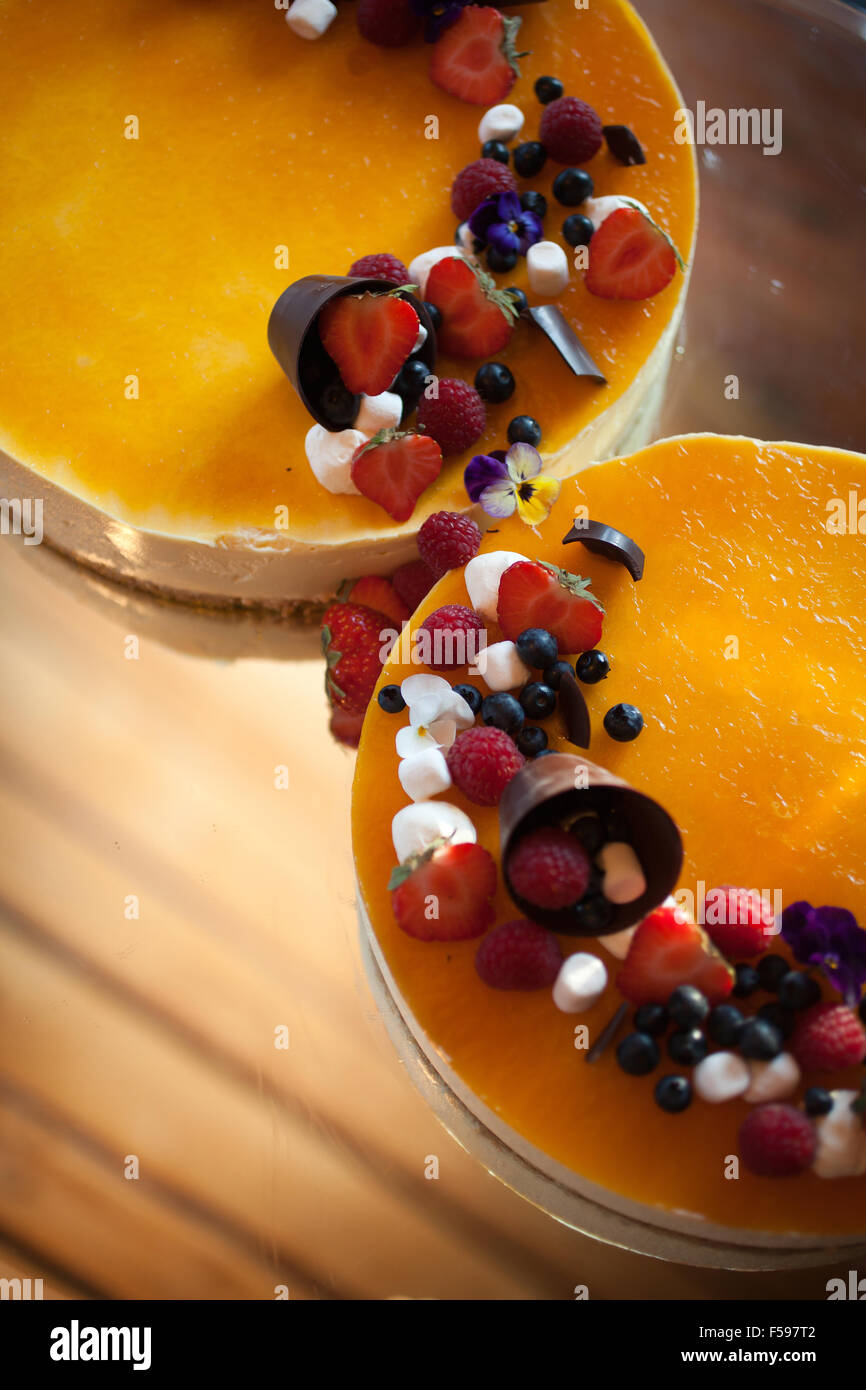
[757, 1001, 796, 1039]
[732, 962, 760, 998]
[571, 892, 613, 934]
[739, 1018, 783, 1061]
[452, 683, 482, 716]
[667, 984, 710, 1029]
[667, 1028, 708, 1065]
[481, 139, 510, 164]
[562, 213, 595, 248]
[422, 301, 442, 335]
[481, 691, 524, 734]
[513, 141, 547, 178]
[487, 245, 518, 274]
[707, 1003, 744, 1047]
[634, 1002, 668, 1038]
[603, 703, 644, 742]
[516, 627, 559, 669]
[757, 953, 790, 993]
[570, 813, 605, 856]
[575, 650, 610, 684]
[474, 361, 515, 404]
[507, 414, 542, 447]
[319, 381, 358, 429]
[777, 970, 821, 1011]
[616, 1031, 659, 1076]
[516, 725, 548, 757]
[394, 357, 430, 410]
[804, 1086, 833, 1117]
[520, 189, 548, 219]
[543, 660, 574, 690]
[377, 684, 405, 714]
[552, 167, 594, 206]
[519, 681, 556, 720]
[503, 286, 528, 315]
[534, 74, 564, 105]
[655, 1075, 692, 1112]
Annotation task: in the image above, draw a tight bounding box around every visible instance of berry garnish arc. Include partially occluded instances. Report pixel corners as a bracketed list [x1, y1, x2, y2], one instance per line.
[389, 838, 498, 941]
[496, 559, 604, 652]
[318, 287, 421, 396]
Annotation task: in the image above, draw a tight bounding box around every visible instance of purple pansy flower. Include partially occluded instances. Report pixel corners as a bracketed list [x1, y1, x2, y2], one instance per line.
[468, 192, 544, 259]
[780, 900, 866, 1007]
[410, 0, 468, 42]
[464, 442, 560, 525]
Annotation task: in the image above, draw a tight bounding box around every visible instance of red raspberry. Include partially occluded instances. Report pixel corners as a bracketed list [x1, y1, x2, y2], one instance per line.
[738, 1104, 816, 1177]
[418, 510, 482, 577]
[703, 885, 776, 959]
[356, 0, 420, 48]
[475, 919, 563, 991]
[790, 1002, 866, 1072]
[539, 96, 604, 165]
[506, 827, 591, 910]
[392, 557, 438, 612]
[418, 604, 486, 671]
[348, 252, 411, 285]
[450, 158, 518, 221]
[416, 378, 486, 457]
[445, 726, 524, 805]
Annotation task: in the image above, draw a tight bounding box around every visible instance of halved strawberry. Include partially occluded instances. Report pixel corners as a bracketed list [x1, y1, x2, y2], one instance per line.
[340, 575, 410, 627]
[496, 560, 604, 654]
[618, 903, 735, 1007]
[585, 206, 680, 301]
[318, 289, 420, 396]
[351, 429, 443, 523]
[429, 7, 525, 107]
[389, 839, 497, 941]
[424, 255, 517, 359]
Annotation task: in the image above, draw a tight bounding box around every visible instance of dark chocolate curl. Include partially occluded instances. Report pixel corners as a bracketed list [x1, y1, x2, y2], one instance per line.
[602, 124, 647, 166]
[559, 671, 591, 749]
[527, 305, 607, 385]
[562, 518, 645, 582]
[499, 752, 683, 935]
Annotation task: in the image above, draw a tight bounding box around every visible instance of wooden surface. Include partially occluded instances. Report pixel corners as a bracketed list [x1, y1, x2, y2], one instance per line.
[0, 537, 860, 1302]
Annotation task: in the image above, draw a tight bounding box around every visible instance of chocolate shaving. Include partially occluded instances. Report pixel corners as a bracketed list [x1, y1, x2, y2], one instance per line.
[527, 305, 607, 385]
[562, 519, 645, 582]
[559, 671, 591, 749]
[585, 1001, 630, 1064]
[602, 124, 646, 166]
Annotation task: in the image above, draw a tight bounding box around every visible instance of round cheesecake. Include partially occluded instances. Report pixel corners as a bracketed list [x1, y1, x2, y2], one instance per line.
[352, 433, 866, 1261]
[0, 0, 696, 610]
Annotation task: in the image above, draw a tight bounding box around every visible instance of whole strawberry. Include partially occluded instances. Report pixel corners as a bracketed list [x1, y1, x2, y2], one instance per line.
[390, 839, 497, 941]
[738, 1104, 816, 1177]
[475, 919, 563, 990]
[418, 510, 482, 577]
[790, 1002, 866, 1072]
[321, 601, 387, 714]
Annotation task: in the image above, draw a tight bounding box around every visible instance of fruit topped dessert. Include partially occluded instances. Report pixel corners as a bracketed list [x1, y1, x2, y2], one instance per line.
[352, 434, 866, 1252]
[0, 0, 696, 618]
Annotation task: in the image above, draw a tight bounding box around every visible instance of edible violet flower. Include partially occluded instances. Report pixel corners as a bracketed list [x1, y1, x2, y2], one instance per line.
[468, 192, 543, 259]
[410, 0, 468, 42]
[780, 900, 866, 1007]
[464, 442, 561, 525]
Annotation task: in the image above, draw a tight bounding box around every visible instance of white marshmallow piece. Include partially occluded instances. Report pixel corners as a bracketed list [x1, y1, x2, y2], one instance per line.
[692, 1051, 750, 1104]
[391, 801, 477, 863]
[478, 104, 525, 146]
[413, 322, 428, 353]
[470, 640, 530, 692]
[743, 1052, 801, 1105]
[355, 391, 402, 434]
[597, 841, 647, 906]
[397, 749, 452, 803]
[286, 0, 337, 41]
[552, 953, 608, 1014]
[407, 246, 465, 298]
[527, 240, 570, 297]
[463, 550, 528, 622]
[583, 194, 650, 233]
[304, 425, 365, 495]
[455, 223, 477, 255]
[812, 1090, 866, 1179]
[599, 924, 638, 960]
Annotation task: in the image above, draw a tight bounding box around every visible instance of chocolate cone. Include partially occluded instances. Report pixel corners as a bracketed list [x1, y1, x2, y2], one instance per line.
[499, 751, 683, 936]
[267, 275, 437, 431]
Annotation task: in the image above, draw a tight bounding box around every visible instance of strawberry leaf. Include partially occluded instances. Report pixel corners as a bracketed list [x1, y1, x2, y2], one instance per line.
[387, 835, 449, 891]
[537, 560, 606, 614]
[617, 196, 687, 272]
